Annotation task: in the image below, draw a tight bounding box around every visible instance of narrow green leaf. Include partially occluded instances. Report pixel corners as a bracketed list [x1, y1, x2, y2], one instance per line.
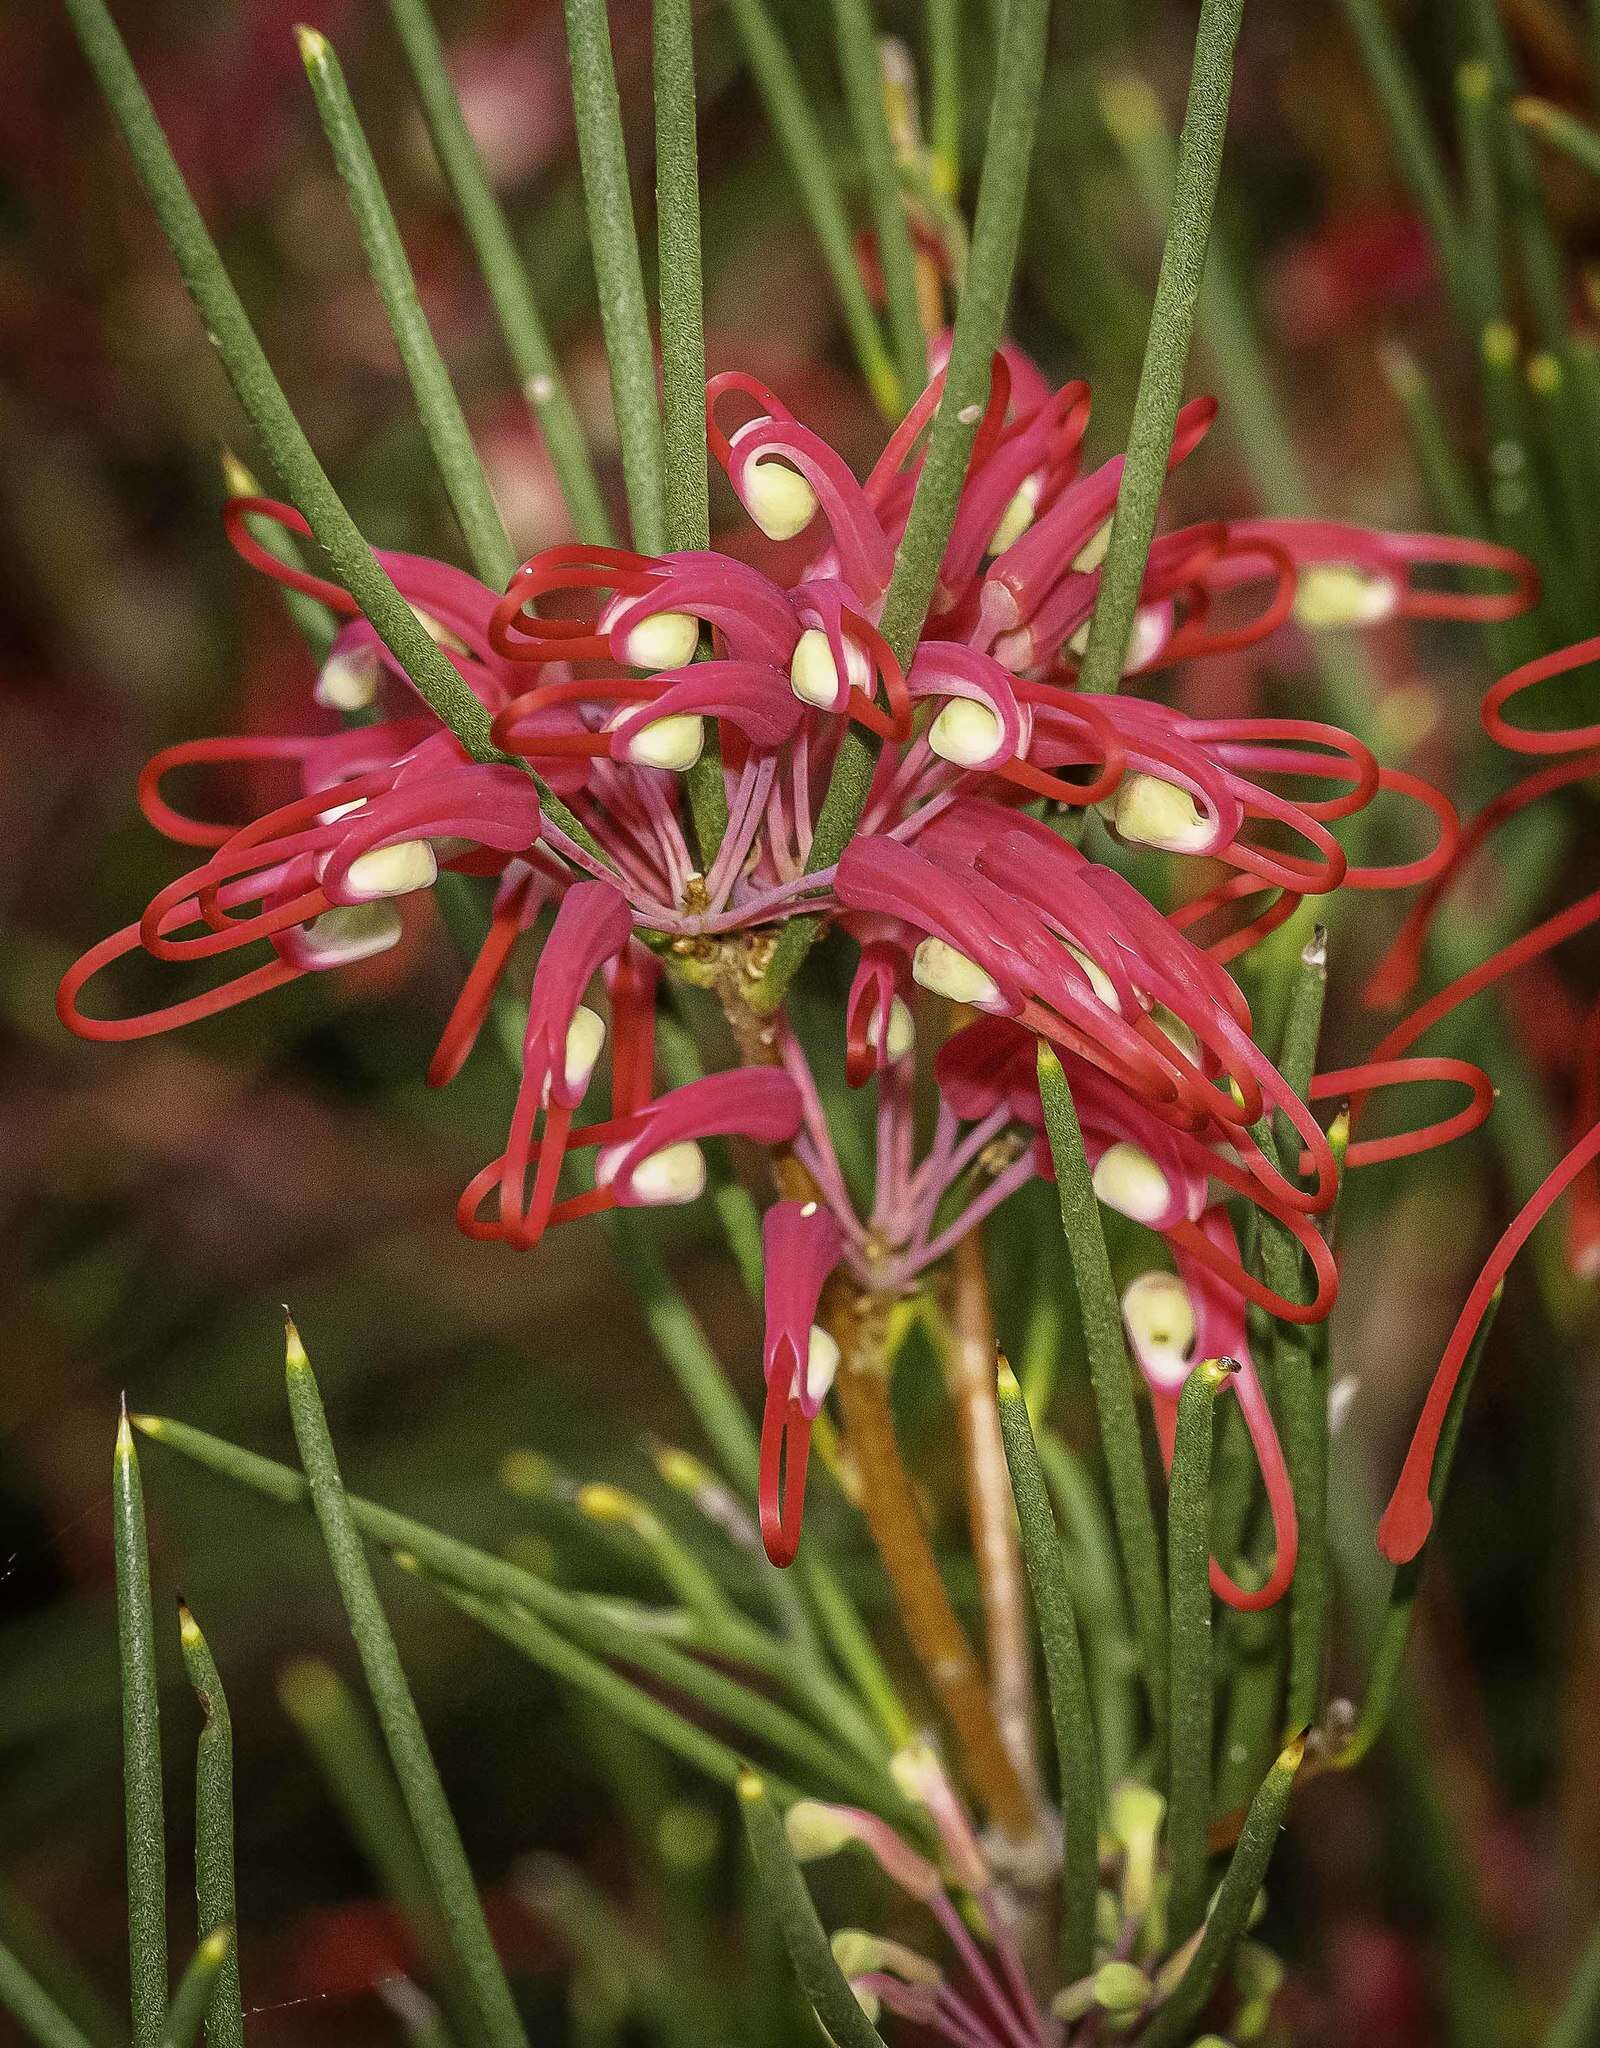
[278, 1658, 474, 2039]
[114, 1404, 167, 2048]
[996, 1362, 1099, 1983]
[1037, 1430, 1138, 1792]
[737, 1774, 889, 2048]
[1543, 1909, 1600, 2048]
[387, 0, 613, 546]
[176, 1606, 242, 2048]
[297, 26, 514, 588]
[1036, 1046, 1169, 1748]
[926, 0, 961, 195]
[1137, 1734, 1304, 2048]
[0, 1944, 97, 2048]
[1166, 1357, 1232, 1945]
[282, 1321, 530, 2048]
[752, 0, 1053, 1009]
[158, 1933, 230, 2048]
[1516, 95, 1600, 181]
[1077, 0, 1243, 697]
[831, 0, 926, 400]
[725, 0, 899, 416]
[562, 0, 666, 553]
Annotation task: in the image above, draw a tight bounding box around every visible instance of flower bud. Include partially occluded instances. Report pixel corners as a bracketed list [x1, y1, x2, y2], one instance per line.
[912, 937, 1002, 1011]
[790, 627, 871, 709]
[1292, 562, 1398, 629]
[290, 901, 404, 968]
[745, 459, 819, 540]
[988, 473, 1043, 554]
[314, 646, 380, 712]
[1110, 773, 1213, 853]
[866, 994, 915, 1063]
[623, 713, 705, 772]
[611, 607, 700, 669]
[1092, 1142, 1172, 1224]
[562, 1005, 607, 1097]
[341, 839, 439, 900]
[928, 698, 1005, 767]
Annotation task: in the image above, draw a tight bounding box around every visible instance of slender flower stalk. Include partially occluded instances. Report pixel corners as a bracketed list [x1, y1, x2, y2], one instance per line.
[562, 0, 667, 555]
[176, 1606, 243, 2048]
[996, 1361, 1099, 1985]
[385, 0, 613, 544]
[282, 1321, 531, 2048]
[1166, 1357, 1234, 1945]
[114, 1405, 167, 2048]
[298, 27, 516, 590]
[1077, 0, 1244, 697]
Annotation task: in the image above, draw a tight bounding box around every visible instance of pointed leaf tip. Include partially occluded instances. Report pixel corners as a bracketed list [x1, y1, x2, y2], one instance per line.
[736, 1769, 766, 1803]
[283, 1313, 309, 1373]
[995, 1354, 1022, 1399]
[295, 22, 330, 65]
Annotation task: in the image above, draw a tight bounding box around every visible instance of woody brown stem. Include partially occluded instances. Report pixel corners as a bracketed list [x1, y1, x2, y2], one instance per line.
[832, 1291, 1039, 1845]
[949, 1230, 1041, 1814]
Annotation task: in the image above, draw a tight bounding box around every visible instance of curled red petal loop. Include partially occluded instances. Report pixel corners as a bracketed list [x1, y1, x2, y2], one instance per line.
[1379, 1114, 1600, 1563]
[57, 904, 307, 1043]
[428, 870, 542, 1088]
[1158, 536, 1299, 664]
[139, 734, 332, 848]
[222, 496, 358, 614]
[1168, 1205, 1338, 1325]
[1171, 873, 1304, 964]
[1482, 631, 1600, 754]
[1365, 753, 1600, 1009]
[758, 1379, 812, 1570]
[1339, 767, 1461, 899]
[1311, 1056, 1494, 1169]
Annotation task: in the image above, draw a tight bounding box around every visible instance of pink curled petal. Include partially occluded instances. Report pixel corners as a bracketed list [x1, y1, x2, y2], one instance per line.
[762, 1200, 845, 1415]
[834, 835, 1029, 1014]
[727, 415, 895, 599]
[602, 1068, 804, 1203]
[607, 661, 804, 756]
[608, 552, 800, 667]
[522, 881, 632, 1109]
[906, 643, 1028, 766]
[933, 1016, 1037, 1123]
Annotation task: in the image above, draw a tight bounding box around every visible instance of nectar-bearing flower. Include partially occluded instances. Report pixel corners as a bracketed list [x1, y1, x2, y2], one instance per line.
[58, 350, 1529, 1566]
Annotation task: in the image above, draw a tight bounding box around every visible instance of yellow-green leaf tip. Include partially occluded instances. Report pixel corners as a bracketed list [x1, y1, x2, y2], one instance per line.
[295, 23, 330, 65]
[200, 1927, 233, 1965]
[284, 1312, 309, 1373]
[736, 1769, 766, 1803]
[995, 1356, 1022, 1399]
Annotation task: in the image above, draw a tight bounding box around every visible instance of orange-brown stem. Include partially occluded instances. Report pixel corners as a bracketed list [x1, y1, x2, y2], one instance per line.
[949, 1230, 1041, 1812]
[833, 1292, 1039, 1845]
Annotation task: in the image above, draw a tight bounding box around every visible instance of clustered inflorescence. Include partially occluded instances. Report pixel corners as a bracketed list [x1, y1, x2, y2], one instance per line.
[60, 349, 1550, 1574]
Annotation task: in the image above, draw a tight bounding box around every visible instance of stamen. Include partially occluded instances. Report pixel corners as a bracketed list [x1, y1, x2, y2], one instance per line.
[314, 646, 381, 712]
[867, 995, 916, 1063]
[336, 838, 439, 900]
[912, 938, 1003, 1011]
[1091, 1141, 1172, 1223]
[745, 459, 820, 540]
[790, 627, 871, 709]
[623, 714, 706, 772]
[928, 699, 1006, 766]
[1292, 562, 1400, 628]
[1109, 773, 1214, 853]
[293, 902, 404, 968]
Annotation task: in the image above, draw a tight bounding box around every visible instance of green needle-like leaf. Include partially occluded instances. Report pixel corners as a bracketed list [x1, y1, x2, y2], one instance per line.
[830, 0, 926, 401]
[386, 0, 613, 546]
[1077, 0, 1244, 697]
[282, 1321, 531, 2048]
[737, 1773, 889, 2048]
[1138, 1733, 1304, 2048]
[114, 1404, 168, 2048]
[562, 0, 667, 553]
[176, 1606, 242, 2048]
[159, 1933, 230, 2048]
[996, 1361, 1099, 1983]
[297, 27, 516, 590]
[1036, 1046, 1169, 1749]
[1166, 1358, 1233, 1945]
[0, 1944, 97, 2048]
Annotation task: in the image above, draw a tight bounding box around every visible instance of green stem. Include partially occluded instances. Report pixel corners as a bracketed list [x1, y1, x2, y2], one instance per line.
[299, 27, 515, 589]
[282, 1323, 530, 2048]
[751, 0, 1052, 1010]
[1077, 0, 1243, 698]
[996, 1364, 1099, 1984]
[0, 1946, 96, 2048]
[737, 1775, 889, 2048]
[0, 1888, 121, 2048]
[114, 1407, 168, 2048]
[62, 0, 603, 860]
[1137, 1734, 1304, 2048]
[926, 0, 961, 196]
[386, 0, 613, 545]
[1037, 1047, 1169, 1751]
[1516, 95, 1600, 182]
[562, 0, 666, 554]
[158, 1935, 230, 2048]
[651, 0, 728, 860]
[831, 0, 926, 399]
[725, 0, 900, 417]
[1038, 1431, 1138, 1792]
[1166, 1358, 1231, 1945]
[652, 0, 708, 550]
[176, 1606, 243, 2048]
[1334, 1290, 1502, 1770]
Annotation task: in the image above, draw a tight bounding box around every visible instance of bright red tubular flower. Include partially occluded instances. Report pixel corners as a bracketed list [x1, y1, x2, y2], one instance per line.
[60, 350, 1536, 1568]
